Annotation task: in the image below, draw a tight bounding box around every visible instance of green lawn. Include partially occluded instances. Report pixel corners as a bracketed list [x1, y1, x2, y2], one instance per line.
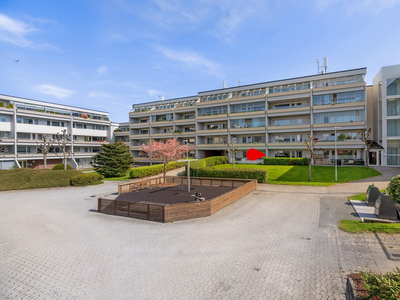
[212, 164, 382, 186]
[339, 220, 400, 233]
[348, 189, 386, 201]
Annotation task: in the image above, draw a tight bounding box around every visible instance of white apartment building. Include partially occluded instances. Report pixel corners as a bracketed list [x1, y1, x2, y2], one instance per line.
[129, 68, 369, 166]
[372, 65, 400, 166]
[0, 94, 114, 169]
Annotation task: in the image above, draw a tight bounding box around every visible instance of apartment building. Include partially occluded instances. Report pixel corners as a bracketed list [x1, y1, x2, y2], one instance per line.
[129, 68, 368, 166]
[113, 122, 130, 146]
[372, 65, 400, 166]
[0, 94, 114, 169]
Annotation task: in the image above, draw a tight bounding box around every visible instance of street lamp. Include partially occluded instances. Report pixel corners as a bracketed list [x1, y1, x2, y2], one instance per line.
[334, 126, 341, 181]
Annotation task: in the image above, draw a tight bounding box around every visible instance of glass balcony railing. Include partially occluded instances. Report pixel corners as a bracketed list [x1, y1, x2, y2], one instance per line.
[269, 83, 310, 94]
[231, 122, 266, 129]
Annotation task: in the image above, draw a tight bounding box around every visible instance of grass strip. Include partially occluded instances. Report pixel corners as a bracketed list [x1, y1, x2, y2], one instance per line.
[339, 220, 400, 234]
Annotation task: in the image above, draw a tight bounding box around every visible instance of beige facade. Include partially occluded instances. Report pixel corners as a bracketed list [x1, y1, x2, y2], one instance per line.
[129, 68, 369, 166]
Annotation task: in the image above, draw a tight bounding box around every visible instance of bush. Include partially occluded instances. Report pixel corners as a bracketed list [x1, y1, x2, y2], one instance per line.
[263, 157, 309, 166]
[52, 163, 72, 170]
[196, 168, 267, 183]
[7, 103, 14, 108]
[0, 102, 4, 107]
[70, 173, 104, 186]
[360, 268, 400, 299]
[203, 156, 228, 167]
[129, 161, 186, 179]
[388, 175, 400, 204]
[190, 160, 207, 169]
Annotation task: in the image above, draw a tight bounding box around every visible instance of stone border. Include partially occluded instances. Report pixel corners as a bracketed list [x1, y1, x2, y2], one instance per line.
[345, 277, 358, 300]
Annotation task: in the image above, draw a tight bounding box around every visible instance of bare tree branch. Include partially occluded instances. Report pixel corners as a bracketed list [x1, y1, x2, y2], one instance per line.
[36, 134, 55, 169]
[361, 128, 372, 169]
[304, 134, 318, 182]
[227, 139, 238, 168]
[54, 129, 72, 169]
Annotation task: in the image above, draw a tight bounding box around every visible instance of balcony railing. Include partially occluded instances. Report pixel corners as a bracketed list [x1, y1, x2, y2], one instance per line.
[231, 122, 266, 129]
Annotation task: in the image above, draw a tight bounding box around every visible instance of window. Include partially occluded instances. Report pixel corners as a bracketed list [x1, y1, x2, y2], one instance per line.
[387, 78, 400, 96]
[387, 98, 400, 116]
[17, 118, 22, 123]
[35, 119, 38, 125]
[47, 121, 50, 126]
[388, 119, 400, 136]
[0, 116, 5, 122]
[52, 121, 60, 127]
[23, 118, 33, 124]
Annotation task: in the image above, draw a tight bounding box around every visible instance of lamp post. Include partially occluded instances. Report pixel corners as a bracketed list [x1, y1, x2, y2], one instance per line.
[334, 126, 341, 181]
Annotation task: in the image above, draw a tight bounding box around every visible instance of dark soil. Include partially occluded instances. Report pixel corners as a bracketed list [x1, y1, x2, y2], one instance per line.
[115, 184, 234, 205]
[348, 273, 369, 299]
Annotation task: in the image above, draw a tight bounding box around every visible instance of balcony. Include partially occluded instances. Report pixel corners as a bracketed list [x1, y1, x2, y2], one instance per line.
[197, 114, 228, 121]
[0, 153, 15, 159]
[267, 124, 311, 133]
[197, 129, 228, 135]
[114, 131, 130, 136]
[312, 121, 365, 131]
[150, 120, 174, 127]
[267, 106, 310, 117]
[73, 140, 108, 146]
[197, 99, 228, 106]
[230, 94, 266, 103]
[130, 134, 150, 139]
[197, 143, 227, 149]
[235, 143, 265, 149]
[174, 118, 196, 125]
[313, 140, 364, 148]
[150, 132, 174, 138]
[313, 101, 365, 111]
[73, 152, 99, 157]
[129, 109, 152, 116]
[229, 110, 265, 118]
[267, 142, 306, 149]
[129, 122, 150, 128]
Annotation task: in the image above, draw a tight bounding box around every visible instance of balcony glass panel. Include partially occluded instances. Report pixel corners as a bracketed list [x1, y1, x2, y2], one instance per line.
[388, 119, 400, 136]
[272, 118, 309, 126]
[230, 102, 265, 113]
[387, 78, 400, 96]
[231, 118, 265, 128]
[268, 83, 310, 94]
[272, 134, 303, 143]
[387, 98, 400, 116]
[313, 110, 364, 124]
[198, 106, 227, 116]
[313, 75, 364, 88]
[388, 141, 400, 165]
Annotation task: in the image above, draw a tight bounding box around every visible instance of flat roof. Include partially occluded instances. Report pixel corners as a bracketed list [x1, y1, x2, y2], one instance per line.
[0, 93, 109, 115]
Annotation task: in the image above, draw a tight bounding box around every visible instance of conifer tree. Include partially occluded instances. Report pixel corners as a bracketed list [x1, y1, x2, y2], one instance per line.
[93, 141, 134, 177]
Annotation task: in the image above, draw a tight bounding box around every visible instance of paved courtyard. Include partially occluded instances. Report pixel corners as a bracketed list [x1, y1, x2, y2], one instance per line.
[0, 167, 399, 299]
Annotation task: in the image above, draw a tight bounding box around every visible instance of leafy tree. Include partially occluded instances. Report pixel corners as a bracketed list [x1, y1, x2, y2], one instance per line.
[93, 141, 134, 178]
[140, 138, 189, 181]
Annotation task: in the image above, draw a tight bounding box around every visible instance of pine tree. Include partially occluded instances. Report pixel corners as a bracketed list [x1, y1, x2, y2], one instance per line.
[93, 141, 134, 178]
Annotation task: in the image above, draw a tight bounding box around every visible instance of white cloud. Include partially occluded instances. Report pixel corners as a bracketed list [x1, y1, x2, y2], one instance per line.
[34, 84, 75, 99]
[87, 91, 113, 98]
[157, 46, 221, 76]
[0, 13, 36, 47]
[147, 89, 163, 97]
[96, 65, 108, 77]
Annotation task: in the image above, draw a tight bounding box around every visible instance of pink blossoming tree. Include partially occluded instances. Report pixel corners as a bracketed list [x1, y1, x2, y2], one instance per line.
[140, 138, 190, 181]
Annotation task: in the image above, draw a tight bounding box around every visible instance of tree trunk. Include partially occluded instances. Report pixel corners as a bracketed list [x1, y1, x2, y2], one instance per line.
[163, 163, 167, 183]
[365, 147, 369, 169]
[44, 153, 47, 170]
[308, 160, 311, 182]
[64, 152, 67, 170]
[232, 155, 235, 168]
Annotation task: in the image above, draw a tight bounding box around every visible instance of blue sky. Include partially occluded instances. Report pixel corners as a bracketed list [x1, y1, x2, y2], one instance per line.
[1, 0, 400, 122]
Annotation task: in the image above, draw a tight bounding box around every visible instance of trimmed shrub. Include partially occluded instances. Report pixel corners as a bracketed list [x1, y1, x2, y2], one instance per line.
[52, 163, 72, 170]
[197, 168, 267, 183]
[203, 156, 228, 167]
[129, 161, 186, 179]
[7, 103, 14, 108]
[388, 175, 400, 204]
[0, 102, 4, 107]
[70, 173, 104, 186]
[263, 157, 309, 166]
[190, 159, 207, 169]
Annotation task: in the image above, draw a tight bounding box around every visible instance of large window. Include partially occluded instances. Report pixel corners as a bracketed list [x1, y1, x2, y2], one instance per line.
[313, 110, 364, 124]
[388, 141, 400, 166]
[272, 118, 309, 126]
[313, 75, 364, 88]
[198, 106, 227, 116]
[387, 98, 400, 116]
[230, 102, 265, 113]
[273, 134, 303, 143]
[388, 119, 400, 136]
[313, 91, 364, 105]
[387, 78, 400, 96]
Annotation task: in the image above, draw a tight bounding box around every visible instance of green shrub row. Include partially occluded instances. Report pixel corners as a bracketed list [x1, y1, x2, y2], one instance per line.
[190, 156, 228, 169]
[263, 157, 309, 166]
[129, 161, 186, 179]
[70, 173, 104, 186]
[52, 163, 72, 170]
[0, 102, 14, 108]
[196, 168, 267, 183]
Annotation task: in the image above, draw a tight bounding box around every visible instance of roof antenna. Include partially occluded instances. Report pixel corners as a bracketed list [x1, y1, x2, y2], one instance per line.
[316, 57, 328, 74]
[238, 78, 241, 86]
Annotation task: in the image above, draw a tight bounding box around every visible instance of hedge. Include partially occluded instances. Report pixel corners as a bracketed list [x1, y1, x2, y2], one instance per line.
[190, 159, 207, 169]
[203, 156, 228, 167]
[70, 173, 104, 186]
[52, 163, 72, 170]
[129, 161, 186, 179]
[263, 157, 309, 166]
[196, 168, 267, 183]
[388, 175, 400, 204]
